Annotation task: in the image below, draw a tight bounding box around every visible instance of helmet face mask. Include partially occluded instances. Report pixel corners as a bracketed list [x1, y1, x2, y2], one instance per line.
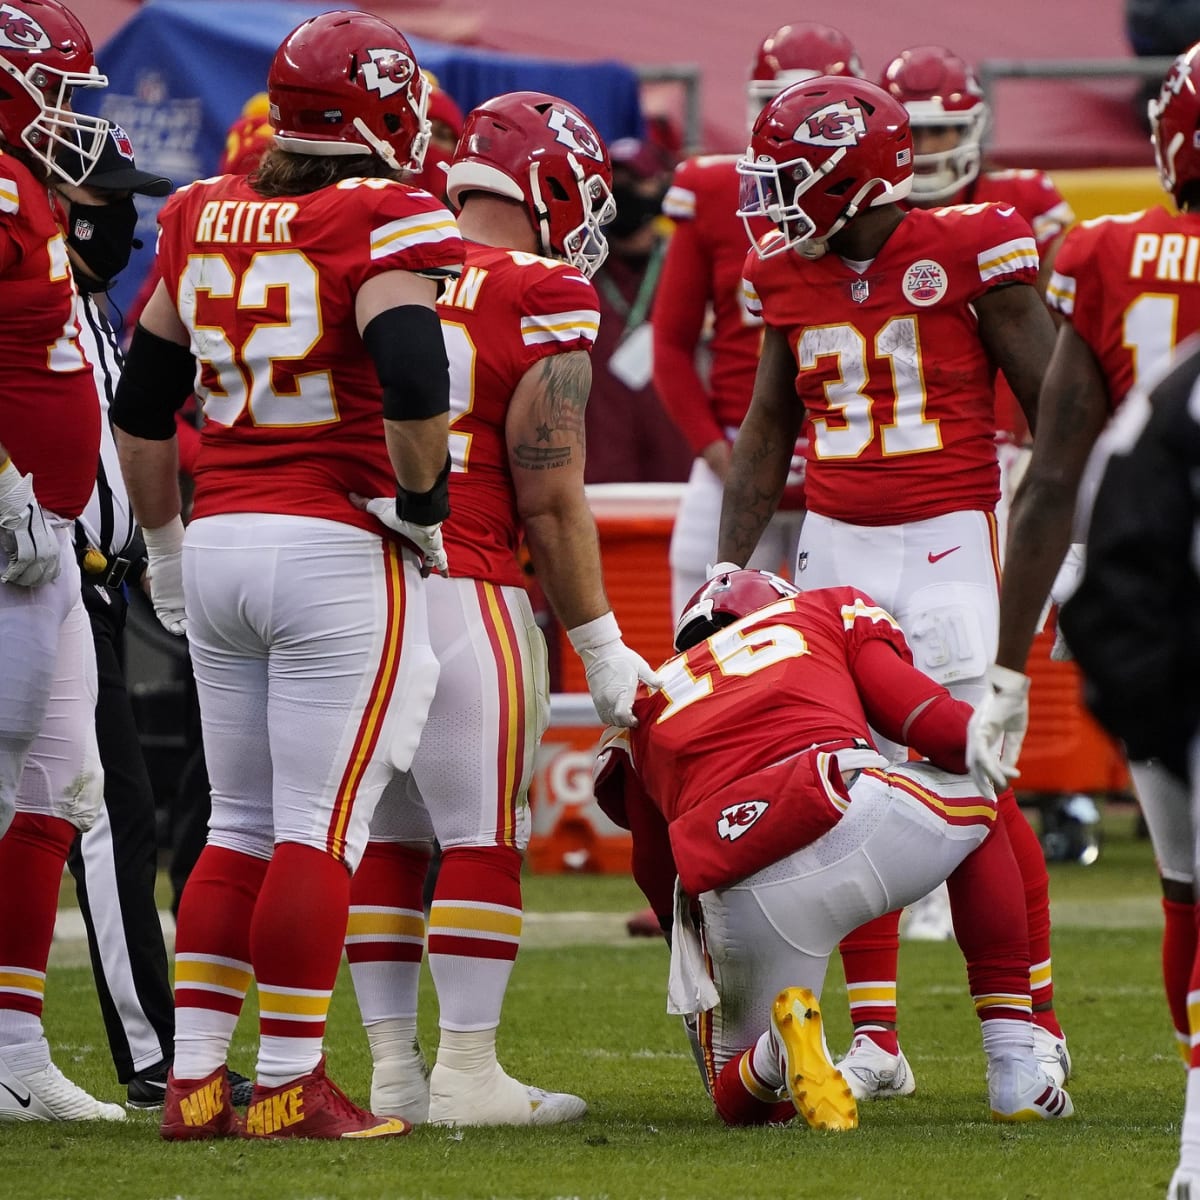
[268, 11, 432, 174]
[737, 77, 914, 258]
[674, 569, 802, 653]
[446, 91, 615, 278]
[880, 45, 988, 203]
[746, 22, 864, 134]
[0, 0, 109, 185]
[1149, 45, 1200, 207]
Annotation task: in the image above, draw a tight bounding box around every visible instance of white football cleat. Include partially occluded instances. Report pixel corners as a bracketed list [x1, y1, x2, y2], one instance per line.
[901, 882, 955, 941]
[987, 1056, 1073, 1122]
[427, 1062, 586, 1127]
[1031, 1025, 1071, 1087]
[0, 1055, 125, 1122]
[370, 1050, 430, 1125]
[836, 1033, 916, 1100]
[1169, 1168, 1200, 1199]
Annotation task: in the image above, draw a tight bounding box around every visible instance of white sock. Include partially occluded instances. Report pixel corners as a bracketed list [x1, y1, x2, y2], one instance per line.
[435, 1027, 498, 1074]
[367, 1017, 422, 1067]
[981, 1017, 1034, 1064]
[752, 1030, 784, 1091]
[1180, 1068, 1200, 1173]
[0, 1035, 50, 1073]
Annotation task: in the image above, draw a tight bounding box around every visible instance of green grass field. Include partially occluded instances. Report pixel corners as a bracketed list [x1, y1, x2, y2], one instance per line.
[3, 803, 1183, 1200]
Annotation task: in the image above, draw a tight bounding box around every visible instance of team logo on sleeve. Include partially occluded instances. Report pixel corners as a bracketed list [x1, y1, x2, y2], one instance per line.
[547, 106, 604, 161]
[717, 800, 768, 842]
[795, 101, 867, 147]
[0, 5, 49, 49]
[902, 259, 947, 307]
[360, 47, 416, 99]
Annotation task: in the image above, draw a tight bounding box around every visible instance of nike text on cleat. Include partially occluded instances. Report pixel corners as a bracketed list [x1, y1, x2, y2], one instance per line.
[1031, 1025, 1071, 1087]
[242, 1057, 410, 1140]
[927, 546, 961, 564]
[836, 1033, 916, 1100]
[987, 1057, 1074, 1122]
[161, 1065, 243, 1140]
[428, 1062, 587, 1127]
[771, 987, 858, 1131]
[0, 1054, 125, 1123]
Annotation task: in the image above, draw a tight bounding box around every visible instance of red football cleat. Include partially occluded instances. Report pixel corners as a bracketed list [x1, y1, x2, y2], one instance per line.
[161, 1065, 244, 1140]
[242, 1057, 412, 1140]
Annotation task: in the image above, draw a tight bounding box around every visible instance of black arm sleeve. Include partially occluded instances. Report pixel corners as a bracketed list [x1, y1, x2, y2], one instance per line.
[362, 305, 450, 422]
[110, 323, 196, 440]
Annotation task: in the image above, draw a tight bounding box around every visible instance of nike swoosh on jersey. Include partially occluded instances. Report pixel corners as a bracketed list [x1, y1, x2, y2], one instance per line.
[927, 546, 961, 563]
[0, 1080, 31, 1108]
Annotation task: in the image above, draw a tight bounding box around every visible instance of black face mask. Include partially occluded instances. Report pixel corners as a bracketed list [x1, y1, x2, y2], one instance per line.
[67, 196, 139, 291]
[608, 182, 666, 240]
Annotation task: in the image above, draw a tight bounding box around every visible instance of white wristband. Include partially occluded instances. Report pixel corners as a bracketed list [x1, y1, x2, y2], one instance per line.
[567, 611, 621, 653]
[142, 515, 186, 558]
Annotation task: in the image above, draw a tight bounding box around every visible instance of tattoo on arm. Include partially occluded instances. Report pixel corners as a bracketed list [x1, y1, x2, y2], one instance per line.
[512, 353, 589, 471]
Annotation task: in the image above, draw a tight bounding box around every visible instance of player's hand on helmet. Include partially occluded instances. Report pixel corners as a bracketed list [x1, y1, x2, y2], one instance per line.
[142, 517, 188, 636]
[966, 663, 1031, 794]
[352, 494, 449, 578]
[568, 613, 663, 727]
[0, 461, 61, 588]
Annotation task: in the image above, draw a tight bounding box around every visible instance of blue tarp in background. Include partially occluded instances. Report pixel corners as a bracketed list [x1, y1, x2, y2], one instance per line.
[78, 0, 644, 314]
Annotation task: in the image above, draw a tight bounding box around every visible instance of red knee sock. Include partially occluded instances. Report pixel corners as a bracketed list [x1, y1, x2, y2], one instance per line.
[0, 813, 75, 1023]
[711, 1052, 795, 1127]
[1165, 896, 1200, 1057]
[839, 909, 902, 1032]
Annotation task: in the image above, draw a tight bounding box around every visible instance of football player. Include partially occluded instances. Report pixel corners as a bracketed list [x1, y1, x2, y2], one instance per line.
[0, 0, 126, 1125]
[595, 568, 1073, 1126]
[655, 22, 866, 619]
[112, 10, 464, 1140]
[718, 75, 1069, 1098]
[346, 90, 660, 1127]
[968, 47, 1200, 1165]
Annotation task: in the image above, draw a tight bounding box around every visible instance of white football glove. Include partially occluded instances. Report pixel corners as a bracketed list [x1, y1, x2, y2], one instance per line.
[142, 517, 188, 637]
[353, 494, 449, 578]
[965, 663, 1031, 794]
[0, 460, 61, 587]
[568, 612, 663, 727]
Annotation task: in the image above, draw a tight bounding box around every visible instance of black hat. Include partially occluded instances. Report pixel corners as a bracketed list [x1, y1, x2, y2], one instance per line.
[59, 124, 172, 197]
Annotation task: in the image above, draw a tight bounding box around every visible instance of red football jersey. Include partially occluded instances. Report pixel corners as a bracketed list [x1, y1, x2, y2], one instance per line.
[437, 244, 600, 585]
[626, 587, 911, 822]
[155, 173, 463, 531]
[0, 150, 100, 519]
[906, 169, 1073, 253]
[655, 155, 770, 450]
[1047, 205, 1200, 410]
[742, 204, 1039, 524]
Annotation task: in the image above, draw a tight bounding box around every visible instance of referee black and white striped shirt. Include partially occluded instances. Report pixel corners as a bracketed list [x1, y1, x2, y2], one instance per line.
[74, 292, 138, 570]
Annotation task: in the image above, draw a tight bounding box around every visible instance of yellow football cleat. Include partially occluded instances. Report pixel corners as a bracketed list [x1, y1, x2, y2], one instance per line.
[771, 987, 858, 1131]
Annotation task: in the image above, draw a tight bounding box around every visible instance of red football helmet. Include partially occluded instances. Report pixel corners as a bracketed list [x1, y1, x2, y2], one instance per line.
[675, 569, 801, 653]
[268, 11, 431, 173]
[1150, 44, 1200, 206]
[880, 45, 988, 203]
[747, 23, 864, 133]
[737, 76, 913, 257]
[446, 91, 616, 278]
[0, 0, 108, 184]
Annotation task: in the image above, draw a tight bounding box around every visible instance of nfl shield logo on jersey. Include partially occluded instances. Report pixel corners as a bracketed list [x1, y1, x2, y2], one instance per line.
[851, 278, 869, 304]
[717, 800, 768, 842]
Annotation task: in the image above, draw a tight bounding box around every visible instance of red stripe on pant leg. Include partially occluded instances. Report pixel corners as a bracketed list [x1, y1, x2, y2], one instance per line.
[327, 541, 405, 861]
[475, 582, 526, 848]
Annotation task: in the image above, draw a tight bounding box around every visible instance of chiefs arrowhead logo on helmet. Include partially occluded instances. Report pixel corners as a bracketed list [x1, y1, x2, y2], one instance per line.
[796, 101, 867, 148]
[547, 105, 605, 162]
[360, 46, 416, 100]
[0, 5, 50, 51]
